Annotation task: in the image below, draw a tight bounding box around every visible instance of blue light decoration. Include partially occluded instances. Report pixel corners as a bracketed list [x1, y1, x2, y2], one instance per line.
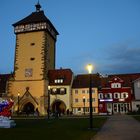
[0, 98, 16, 128]
[0, 98, 14, 117]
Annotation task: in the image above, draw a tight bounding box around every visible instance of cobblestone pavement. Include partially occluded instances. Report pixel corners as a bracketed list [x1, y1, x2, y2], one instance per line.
[92, 115, 140, 140]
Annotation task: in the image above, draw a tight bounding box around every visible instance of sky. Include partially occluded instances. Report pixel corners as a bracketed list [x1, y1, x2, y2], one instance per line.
[0, 0, 140, 75]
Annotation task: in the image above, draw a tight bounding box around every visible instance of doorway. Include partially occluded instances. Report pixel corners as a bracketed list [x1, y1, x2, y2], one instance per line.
[22, 102, 35, 115]
[51, 100, 66, 115]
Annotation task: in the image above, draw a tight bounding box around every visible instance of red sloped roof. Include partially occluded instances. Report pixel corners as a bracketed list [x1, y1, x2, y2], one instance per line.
[108, 73, 140, 87]
[72, 74, 101, 88]
[13, 10, 59, 35]
[48, 69, 73, 85]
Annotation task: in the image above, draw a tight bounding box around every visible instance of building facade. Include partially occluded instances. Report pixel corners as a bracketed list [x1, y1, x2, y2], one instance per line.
[98, 77, 132, 114]
[7, 3, 59, 115]
[48, 69, 73, 115]
[72, 87, 98, 115]
[72, 74, 99, 115]
[132, 78, 140, 112]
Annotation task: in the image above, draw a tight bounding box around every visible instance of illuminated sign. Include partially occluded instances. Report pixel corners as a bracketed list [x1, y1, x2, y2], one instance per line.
[100, 99, 113, 102]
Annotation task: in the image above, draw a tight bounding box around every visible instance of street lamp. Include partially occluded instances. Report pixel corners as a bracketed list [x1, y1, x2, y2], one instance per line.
[83, 96, 86, 115]
[48, 86, 50, 120]
[86, 64, 93, 129]
[17, 93, 20, 114]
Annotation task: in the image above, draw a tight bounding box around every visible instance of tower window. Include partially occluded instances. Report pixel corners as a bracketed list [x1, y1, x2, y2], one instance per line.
[30, 43, 35, 46]
[30, 58, 35, 61]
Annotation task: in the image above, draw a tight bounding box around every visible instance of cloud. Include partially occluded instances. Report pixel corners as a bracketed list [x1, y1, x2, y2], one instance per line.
[99, 40, 140, 74]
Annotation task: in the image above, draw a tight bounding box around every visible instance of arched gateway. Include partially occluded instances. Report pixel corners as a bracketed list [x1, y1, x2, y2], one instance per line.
[22, 102, 35, 115]
[51, 100, 66, 114]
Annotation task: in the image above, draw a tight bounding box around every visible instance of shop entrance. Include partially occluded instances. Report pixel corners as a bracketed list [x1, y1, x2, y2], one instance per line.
[113, 103, 129, 114]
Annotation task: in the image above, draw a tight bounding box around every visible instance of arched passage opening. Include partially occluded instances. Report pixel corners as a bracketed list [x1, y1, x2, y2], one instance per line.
[51, 100, 66, 115]
[22, 102, 35, 115]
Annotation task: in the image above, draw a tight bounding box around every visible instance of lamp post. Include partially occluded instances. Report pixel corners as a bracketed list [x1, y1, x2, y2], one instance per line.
[48, 86, 50, 120]
[86, 64, 93, 129]
[83, 96, 86, 115]
[17, 93, 20, 114]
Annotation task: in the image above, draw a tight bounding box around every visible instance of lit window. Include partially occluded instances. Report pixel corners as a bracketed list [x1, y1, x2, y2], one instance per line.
[82, 90, 85, 94]
[60, 88, 66, 94]
[78, 108, 81, 111]
[75, 90, 78, 94]
[54, 79, 64, 84]
[75, 99, 78, 102]
[106, 93, 112, 99]
[111, 83, 121, 88]
[114, 92, 120, 99]
[121, 92, 128, 99]
[92, 89, 95, 93]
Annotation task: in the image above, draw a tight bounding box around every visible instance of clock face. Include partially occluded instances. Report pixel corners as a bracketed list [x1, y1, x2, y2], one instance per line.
[25, 68, 33, 77]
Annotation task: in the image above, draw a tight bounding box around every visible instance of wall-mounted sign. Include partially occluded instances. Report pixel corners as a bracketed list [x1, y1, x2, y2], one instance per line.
[100, 99, 113, 102]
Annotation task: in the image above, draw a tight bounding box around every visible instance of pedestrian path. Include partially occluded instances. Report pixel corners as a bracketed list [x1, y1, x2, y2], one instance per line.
[92, 115, 140, 140]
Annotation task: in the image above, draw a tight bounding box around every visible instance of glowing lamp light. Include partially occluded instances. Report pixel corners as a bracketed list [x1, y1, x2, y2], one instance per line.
[86, 64, 93, 74]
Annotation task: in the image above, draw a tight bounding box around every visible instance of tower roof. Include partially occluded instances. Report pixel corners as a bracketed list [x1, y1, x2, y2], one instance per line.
[13, 4, 59, 35]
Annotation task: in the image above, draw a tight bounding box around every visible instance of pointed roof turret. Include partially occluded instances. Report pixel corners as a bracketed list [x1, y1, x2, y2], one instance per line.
[13, 2, 59, 38]
[35, 1, 41, 12]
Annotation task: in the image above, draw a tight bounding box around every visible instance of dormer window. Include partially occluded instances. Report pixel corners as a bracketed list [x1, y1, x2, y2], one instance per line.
[54, 79, 64, 84]
[111, 83, 121, 88]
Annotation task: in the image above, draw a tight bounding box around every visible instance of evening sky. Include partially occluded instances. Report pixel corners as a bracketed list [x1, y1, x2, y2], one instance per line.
[0, 0, 140, 75]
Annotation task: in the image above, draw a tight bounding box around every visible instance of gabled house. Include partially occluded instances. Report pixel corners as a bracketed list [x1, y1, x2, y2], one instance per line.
[48, 68, 73, 115]
[98, 77, 132, 114]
